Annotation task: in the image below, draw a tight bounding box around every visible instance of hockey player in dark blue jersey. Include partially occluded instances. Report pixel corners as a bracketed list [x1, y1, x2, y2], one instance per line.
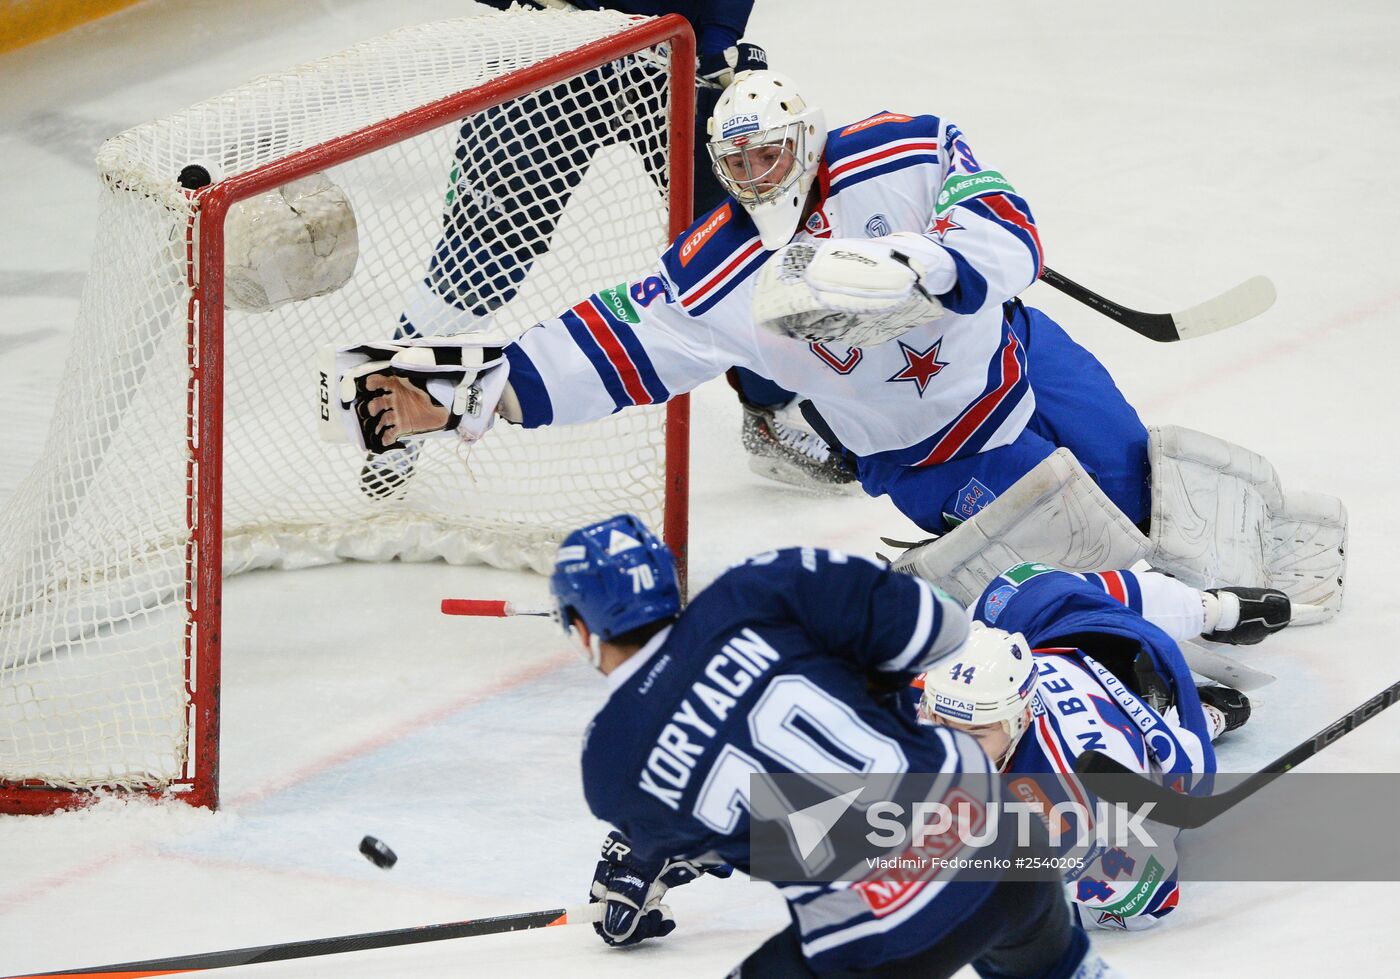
[914, 563, 1288, 932]
[552, 514, 1120, 976]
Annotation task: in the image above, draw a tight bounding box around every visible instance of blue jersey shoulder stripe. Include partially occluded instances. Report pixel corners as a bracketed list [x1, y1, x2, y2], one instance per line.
[661, 201, 761, 295]
[825, 111, 942, 165]
[686, 243, 767, 316]
[829, 151, 941, 193]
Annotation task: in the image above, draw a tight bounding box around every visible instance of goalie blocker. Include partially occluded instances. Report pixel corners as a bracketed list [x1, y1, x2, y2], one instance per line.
[893, 427, 1347, 620]
[318, 338, 511, 453]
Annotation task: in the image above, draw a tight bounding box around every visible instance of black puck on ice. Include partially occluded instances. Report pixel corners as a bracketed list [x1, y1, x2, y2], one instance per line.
[360, 835, 398, 869]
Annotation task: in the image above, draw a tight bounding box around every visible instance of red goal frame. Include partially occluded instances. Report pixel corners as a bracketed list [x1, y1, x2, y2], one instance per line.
[0, 15, 695, 816]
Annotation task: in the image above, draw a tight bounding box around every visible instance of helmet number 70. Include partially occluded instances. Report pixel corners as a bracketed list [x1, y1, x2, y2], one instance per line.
[626, 565, 656, 593]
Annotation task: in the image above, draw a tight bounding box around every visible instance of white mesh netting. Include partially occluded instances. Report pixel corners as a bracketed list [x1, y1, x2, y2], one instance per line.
[0, 9, 681, 795]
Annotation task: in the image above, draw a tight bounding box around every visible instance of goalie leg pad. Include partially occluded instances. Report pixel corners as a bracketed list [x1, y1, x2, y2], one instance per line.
[892, 448, 1151, 605]
[1146, 425, 1345, 618]
[317, 338, 508, 453]
[1146, 424, 1278, 589]
[1266, 490, 1347, 616]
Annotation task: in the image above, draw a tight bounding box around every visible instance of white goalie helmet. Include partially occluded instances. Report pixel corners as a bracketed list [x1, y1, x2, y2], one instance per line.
[919, 623, 1038, 771]
[707, 70, 827, 250]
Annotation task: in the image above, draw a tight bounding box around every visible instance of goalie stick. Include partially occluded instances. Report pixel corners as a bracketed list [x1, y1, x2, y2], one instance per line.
[1039, 266, 1276, 342]
[6, 903, 604, 978]
[1075, 678, 1400, 829]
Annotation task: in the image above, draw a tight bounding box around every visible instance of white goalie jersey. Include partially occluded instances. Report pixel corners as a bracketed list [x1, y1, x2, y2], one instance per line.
[497, 111, 1046, 469]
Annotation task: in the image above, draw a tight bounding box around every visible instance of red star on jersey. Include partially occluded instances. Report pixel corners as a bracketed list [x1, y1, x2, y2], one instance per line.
[930, 215, 963, 239]
[886, 338, 948, 397]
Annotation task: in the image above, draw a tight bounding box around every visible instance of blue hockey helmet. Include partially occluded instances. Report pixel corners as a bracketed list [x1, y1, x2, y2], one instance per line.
[550, 514, 681, 662]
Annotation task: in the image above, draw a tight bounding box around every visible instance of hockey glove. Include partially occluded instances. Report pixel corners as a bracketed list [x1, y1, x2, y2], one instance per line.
[317, 338, 509, 453]
[698, 42, 768, 89]
[589, 831, 733, 947]
[753, 237, 946, 348]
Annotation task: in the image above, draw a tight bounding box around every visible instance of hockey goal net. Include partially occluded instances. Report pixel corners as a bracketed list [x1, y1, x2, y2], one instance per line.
[0, 10, 694, 814]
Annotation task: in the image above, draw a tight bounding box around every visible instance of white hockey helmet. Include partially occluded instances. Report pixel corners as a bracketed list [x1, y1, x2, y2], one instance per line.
[707, 70, 827, 250]
[919, 623, 1038, 771]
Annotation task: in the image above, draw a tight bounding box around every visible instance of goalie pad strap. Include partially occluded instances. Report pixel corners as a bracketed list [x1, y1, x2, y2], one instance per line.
[892, 448, 1151, 605]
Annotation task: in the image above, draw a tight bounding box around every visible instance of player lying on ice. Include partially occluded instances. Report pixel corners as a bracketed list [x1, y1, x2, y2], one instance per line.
[911, 562, 1285, 932]
[320, 69, 1346, 616]
[551, 513, 1122, 977]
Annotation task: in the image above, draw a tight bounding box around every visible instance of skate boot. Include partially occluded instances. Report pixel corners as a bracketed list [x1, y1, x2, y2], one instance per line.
[741, 401, 858, 493]
[1203, 587, 1290, 645]
[1197, 684, 1251, 740]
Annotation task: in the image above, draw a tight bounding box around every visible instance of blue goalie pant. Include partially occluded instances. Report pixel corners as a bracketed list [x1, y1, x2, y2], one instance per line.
[858, 301, 1152, 534]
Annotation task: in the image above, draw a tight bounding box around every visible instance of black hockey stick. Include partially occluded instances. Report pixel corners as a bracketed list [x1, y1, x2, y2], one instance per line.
[1039, 266, 1276, 342]
[6, 903, 602, 978]
[1075, 679, 1400, 829]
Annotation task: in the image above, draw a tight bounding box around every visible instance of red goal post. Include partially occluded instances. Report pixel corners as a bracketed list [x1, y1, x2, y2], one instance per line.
[0, 10, 695, 814]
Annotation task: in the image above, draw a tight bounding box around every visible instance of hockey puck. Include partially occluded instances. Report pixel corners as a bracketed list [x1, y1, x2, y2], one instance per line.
[177, 164, 212, 190]
[359, 835, 398, 869]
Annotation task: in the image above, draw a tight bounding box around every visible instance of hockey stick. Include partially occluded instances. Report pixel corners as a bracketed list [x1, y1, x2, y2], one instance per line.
[6, 903, 603, 978]
[1039, 266, 1276, 342]
[441, 598, 553, 618]
[1074, 678, 1400, 829]
[1176, 640, 1275, 692]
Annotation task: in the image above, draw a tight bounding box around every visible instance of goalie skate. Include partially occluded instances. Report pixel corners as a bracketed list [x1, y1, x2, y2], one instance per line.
[742, 401, 858, 493]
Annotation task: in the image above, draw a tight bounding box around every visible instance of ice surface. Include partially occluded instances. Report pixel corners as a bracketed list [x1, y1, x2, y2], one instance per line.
[2, 1, 1398, 975]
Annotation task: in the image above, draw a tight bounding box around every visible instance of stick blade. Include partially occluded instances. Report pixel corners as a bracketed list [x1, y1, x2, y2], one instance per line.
[1171, 275, 1276, 339]
[1178, 640, 1277, 692]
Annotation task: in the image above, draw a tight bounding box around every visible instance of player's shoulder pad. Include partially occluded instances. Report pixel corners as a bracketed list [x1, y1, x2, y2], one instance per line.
[826, 110, 942, 163]
[659, 200, 766, 315]
[824, 111, 943, 193]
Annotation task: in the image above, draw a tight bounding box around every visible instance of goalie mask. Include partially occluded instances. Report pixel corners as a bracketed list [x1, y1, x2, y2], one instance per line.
[919, 623, 1038, 772]
[707, 70, 827, 250]
[550, 514, 681, 669]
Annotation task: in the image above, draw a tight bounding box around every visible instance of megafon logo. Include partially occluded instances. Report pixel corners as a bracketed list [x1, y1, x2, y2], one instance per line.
[840, 112, 913, 137]
[679, 205, 732, 266]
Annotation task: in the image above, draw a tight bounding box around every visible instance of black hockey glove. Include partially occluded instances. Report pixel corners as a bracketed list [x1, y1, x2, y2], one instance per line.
[589, 831, 733, 947]
[698, 42, 768, 89]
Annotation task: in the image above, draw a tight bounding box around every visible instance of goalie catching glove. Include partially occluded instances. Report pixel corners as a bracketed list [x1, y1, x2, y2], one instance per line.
[590, 831, 732, 947]
[753, 235, 950, 348]
[317, 337, 509, 452]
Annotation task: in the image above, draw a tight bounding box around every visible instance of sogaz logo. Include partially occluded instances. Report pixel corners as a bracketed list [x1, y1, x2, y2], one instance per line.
[721, 113, 761, 139]
[864, 213, 892, 237]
